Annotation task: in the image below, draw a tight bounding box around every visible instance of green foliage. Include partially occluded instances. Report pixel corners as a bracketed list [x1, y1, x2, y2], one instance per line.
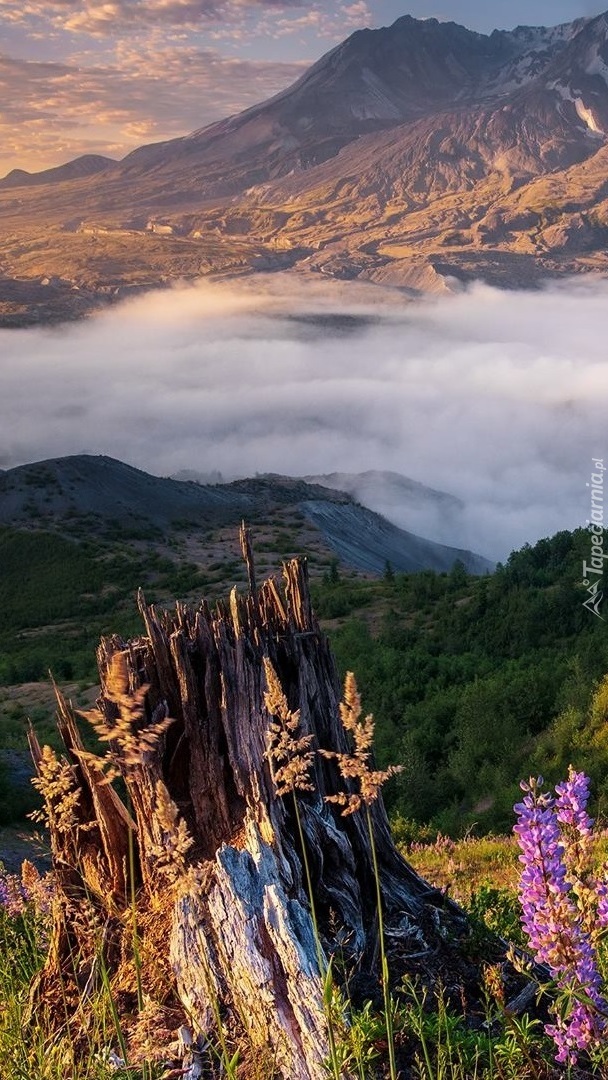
[468, 885, 523, 947]
[320, 529, 608, 834]
[0, 527, 209, 689]
[326, 997, 383, 1077]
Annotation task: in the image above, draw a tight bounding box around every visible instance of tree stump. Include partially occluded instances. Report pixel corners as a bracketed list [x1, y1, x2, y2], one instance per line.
[29, 539, 481, 1078]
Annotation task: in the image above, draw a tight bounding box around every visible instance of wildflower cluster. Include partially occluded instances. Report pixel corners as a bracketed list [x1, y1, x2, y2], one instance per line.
[0, 866, 27, 919]
[0, 859, 53, 921]
[513, 769, 608, 1064]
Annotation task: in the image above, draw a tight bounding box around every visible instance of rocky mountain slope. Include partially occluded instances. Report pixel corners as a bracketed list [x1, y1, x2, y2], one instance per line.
[2, 12, 608, 322]
[304, 470, 465, 547]
[0, 455, 493, 575]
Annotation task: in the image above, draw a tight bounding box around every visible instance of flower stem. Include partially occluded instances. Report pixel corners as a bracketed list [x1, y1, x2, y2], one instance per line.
[292, 793, 341, 1080]
[366, 804, 397, 1080]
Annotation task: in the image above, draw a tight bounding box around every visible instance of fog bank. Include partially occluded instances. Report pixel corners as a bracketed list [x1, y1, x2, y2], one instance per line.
[1, 274, 606, 561]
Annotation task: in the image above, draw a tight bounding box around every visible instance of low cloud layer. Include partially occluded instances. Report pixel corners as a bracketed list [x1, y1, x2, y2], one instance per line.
[1, 275, 606, 561]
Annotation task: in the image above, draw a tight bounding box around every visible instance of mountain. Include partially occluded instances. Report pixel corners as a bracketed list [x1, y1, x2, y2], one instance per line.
[181, 468, 467, 549]
[300, 499, 491, 575]
[304, 470, 465, 547]
[0, 455, 493, 575]
[0, 155, 115, 190]
[2, 13, 608, 322]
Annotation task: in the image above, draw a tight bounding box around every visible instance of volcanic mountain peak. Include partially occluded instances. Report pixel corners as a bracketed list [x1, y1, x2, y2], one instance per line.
[108, 12, 608, 186]
[116, 14, 493, 180]
[2, 11, 608, 323]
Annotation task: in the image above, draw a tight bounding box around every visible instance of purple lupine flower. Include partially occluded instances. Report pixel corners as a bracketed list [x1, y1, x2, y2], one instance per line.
[555, 768, 593, 839]
[554, 769, 608, 940]
[597, 874, 608, 930]
[555, 768, 594, 885]
[514, 775, 608, 1065]
[547, 1001, 604, 1064]
[0, 868, 26, 918]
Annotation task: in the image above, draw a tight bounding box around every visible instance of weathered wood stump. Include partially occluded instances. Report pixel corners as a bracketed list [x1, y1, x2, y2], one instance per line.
[29, 536, 478, 1078]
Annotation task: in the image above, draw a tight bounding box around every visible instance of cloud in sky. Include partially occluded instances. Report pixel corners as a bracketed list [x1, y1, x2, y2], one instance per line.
[1, 276, 606, 561]
[0, 0, 359, 173]
[0, 0, 369, 46]
[0, 47, 307, 172]
[0, 0, 306, 33]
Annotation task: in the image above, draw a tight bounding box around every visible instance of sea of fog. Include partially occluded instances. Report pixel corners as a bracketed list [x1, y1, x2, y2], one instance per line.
[1, 273, 607, 562]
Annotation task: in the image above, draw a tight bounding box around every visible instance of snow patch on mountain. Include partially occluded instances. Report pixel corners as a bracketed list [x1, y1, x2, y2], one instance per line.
[549, 81, 605, 136]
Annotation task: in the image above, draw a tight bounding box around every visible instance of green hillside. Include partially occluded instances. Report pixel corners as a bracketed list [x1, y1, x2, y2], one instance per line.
[317, 529, 608, 834]
[0, 526, 214, 684]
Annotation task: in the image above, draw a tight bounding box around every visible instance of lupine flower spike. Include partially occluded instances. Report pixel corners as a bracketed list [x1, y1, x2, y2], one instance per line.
[514, 773, 608, 1064]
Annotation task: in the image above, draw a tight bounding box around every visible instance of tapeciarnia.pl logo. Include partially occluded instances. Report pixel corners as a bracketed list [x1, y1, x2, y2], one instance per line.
[582, 458, 606, 620]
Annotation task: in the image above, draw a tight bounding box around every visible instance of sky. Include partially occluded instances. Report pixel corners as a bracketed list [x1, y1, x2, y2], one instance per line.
[1, 0, 606, 176]
[0, 274, 606, 562]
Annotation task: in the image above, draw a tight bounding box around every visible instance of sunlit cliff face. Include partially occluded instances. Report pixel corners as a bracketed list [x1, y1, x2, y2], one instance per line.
[1, 274, 606, 560]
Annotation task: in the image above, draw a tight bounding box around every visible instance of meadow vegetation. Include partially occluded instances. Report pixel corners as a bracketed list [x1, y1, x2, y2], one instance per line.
[4, 822, 608, 1077]
[2, 524, 608, 1076]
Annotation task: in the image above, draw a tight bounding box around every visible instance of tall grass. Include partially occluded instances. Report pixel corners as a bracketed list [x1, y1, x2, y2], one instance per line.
[6, 661, 604, 1078]
[3, 846, 602, 1079]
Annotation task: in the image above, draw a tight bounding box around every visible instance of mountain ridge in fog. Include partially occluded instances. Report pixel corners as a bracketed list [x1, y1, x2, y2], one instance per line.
[303, 470, 466, 547]
[0, 454, 494, 575]
[2, 13, 608, 322]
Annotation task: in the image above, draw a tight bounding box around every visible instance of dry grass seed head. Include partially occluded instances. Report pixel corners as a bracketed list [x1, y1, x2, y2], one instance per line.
[483, 964, 505, 1007]
[323, 672, 402, 816]
[30, 744, 81, 834]
[150, 780, 194, 884]
[263, 656, 315, 797]
[122, 999, 185, 1070]
[20, 859, 54, 919]
[72, 747, 121, 786]
[80, 650, 174, 769]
